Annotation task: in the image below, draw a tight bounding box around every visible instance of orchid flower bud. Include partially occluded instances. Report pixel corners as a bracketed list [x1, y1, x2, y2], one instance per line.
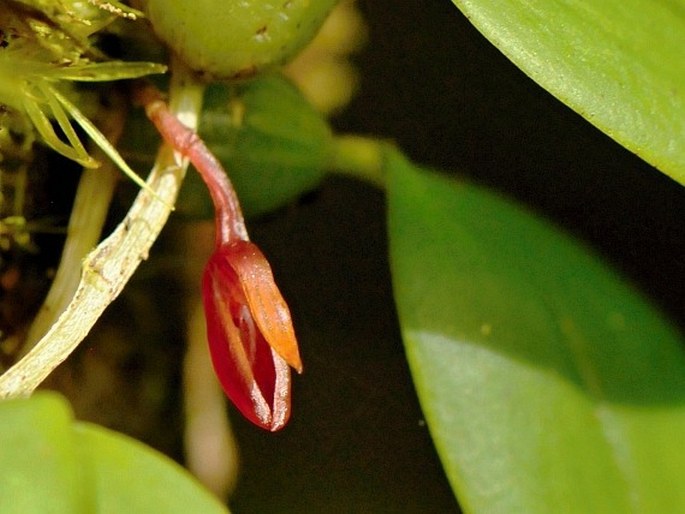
[138, 84, 303, 431]
[202, 240, 302, 431]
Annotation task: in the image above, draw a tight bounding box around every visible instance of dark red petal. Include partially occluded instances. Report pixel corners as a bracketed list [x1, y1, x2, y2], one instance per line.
[202, 248, 292, 431]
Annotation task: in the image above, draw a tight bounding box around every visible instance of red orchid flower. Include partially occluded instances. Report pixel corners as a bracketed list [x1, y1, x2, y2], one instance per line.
[203, 240, 302, 430]
[138, 85, 302, 431]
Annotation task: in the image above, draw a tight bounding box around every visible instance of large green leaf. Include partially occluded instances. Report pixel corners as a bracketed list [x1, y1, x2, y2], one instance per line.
[0, 393, 91, 514]
[0, 393, 229, 514]
[197, 74, 332, 217]
[75, 422, 228, 514]
[450, 0, 685, 186]
[387, 150, 685, 513]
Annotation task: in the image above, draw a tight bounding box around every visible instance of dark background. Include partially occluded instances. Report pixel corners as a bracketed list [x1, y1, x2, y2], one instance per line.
[228, 0, 685, 512]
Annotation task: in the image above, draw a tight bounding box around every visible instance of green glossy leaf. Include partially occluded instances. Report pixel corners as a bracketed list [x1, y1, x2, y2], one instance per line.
[75, 422, 229, 514]
[387, 150, 685, 514]
[0, 393, 228, 514]
[450, 0, 685, 185]
[196, 74, 332, 217]
[0, 393, 92, 514]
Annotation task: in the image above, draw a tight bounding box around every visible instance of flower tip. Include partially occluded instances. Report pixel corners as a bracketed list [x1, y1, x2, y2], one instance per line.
[281, 348, 303, 375]
[256, 410, 289, 432]
[268, 419, 288, 432]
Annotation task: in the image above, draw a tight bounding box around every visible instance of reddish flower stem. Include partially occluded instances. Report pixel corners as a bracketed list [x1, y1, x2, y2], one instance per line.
[135, 84, 248, 245]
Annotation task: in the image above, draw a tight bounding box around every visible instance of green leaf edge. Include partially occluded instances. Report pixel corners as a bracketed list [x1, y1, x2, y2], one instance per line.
[0, 393, 229, 514]
[74, 422, 230, 514]
[451, 0, 685, 186]
[386, 149, 685, 513]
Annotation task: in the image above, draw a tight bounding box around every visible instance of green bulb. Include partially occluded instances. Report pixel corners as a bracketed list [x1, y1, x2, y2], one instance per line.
[145, 0, 338, 80]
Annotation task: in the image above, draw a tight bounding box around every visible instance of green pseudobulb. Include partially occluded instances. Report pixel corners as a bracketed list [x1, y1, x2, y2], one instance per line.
[144, 0, 338, 80]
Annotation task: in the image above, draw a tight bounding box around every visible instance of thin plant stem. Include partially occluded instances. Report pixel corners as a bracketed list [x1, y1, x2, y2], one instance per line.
[329, 134, 386, 187]
[0, 62, 205, 399]
[22, 92, 126, 351]
[184, 297, 239, 499]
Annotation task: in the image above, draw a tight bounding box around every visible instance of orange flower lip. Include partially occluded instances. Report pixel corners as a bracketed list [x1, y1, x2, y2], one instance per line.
[203, 241, 302, 431]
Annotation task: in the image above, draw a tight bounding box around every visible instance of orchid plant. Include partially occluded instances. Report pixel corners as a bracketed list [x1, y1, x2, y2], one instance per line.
[0, 1, 684, 513]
